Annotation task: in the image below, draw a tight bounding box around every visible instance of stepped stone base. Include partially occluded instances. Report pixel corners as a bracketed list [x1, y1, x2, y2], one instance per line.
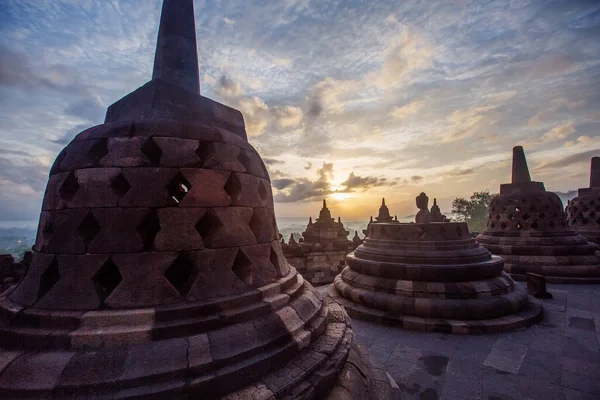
[0, 267, 398, 399]
[328, 284, 542, 335]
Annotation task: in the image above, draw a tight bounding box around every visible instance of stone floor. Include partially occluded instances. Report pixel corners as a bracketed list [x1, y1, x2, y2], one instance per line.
[319, 283, 600, 400]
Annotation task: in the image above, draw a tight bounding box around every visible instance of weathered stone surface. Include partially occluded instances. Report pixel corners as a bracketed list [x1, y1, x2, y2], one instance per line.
[477, 147, 600, 283]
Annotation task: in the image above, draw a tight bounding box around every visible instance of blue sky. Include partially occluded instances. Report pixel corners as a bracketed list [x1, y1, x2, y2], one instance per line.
[0, 0, 599, 223]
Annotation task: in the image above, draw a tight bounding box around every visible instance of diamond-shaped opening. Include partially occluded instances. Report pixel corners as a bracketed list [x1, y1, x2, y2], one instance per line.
[224, 173, 242, 201]
[516, 222, 522, 230]
[165, 253, 196, 297]
[549, 220, 555, 228]
[137, 209, 161, 251]
[508, 214, 514, 220]
[50, 149, 67, 175]
[553, 212, 558, 218]
[249, 210, 262, 240]
[521, 198, 528, 203]
[59, 172, 79, 202]
[166, 173, 192, 205]
[195, 211, 222, 241]
[237, 150, 252, 173]
[539, 213, 545, 219]
[92, 257, 122, 303]
[232, 249, 253, 287]
[89, 138, 109, 164]
[37, 257, 60, 301]
[590, 212, 596, 218]
[590, 200, 596, 206]
[522, 213, 530, 221]
[500, 222, 507, 230]
[531, 221, 538, 230]
[490, 223, 496, 229]
[142, 138, 162, 166]
[515, 207, 521, 213]
[195, 141, 215, 165]
[529, 205, 537, 212]
[495, 214, 501, 221]
[77, 211, 101, 246]
[270, 246, 279, 270]
[258, 181, 268, 202]
[111, 173, 131, 198]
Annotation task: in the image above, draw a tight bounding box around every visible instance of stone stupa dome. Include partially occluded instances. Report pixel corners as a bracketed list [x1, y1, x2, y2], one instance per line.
[0, 1, 398, 398]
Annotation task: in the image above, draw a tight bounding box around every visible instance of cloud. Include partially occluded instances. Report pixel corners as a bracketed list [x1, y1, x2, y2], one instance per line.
[372, 29, 433, 88]
[223, 17, 236, 25]
[389, 100, 425, 120]
[538, 149, 600, 169]
[304, 162, 312, 170]
[272, 179, 296, 190]
[526, 53, 581, 80]
[446, 168, 475, 176]
[65, 96, 105, 122]
[217, 75, 304, 136]
[340, 172, 396, 191]
[541, 121, 576, 143]
[411, 176, 423, 184]
[263, 158, 284, 165]
[441, 105, 498, 143]
[273, 162, 334, 203]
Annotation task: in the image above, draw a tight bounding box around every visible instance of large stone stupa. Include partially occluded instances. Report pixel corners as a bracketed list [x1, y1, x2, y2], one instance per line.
[477, 147, 600, 283]
[0, 2, 398, 398]
[566, 157, 600, 245]
[329, 192, 542, 334]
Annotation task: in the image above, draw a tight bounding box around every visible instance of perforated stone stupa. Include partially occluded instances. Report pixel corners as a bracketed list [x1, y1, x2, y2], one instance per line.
[329, 192, 542, 334]
[0, 2, 398, 398]
[477, 147, 600, 283]
[363, 198, 399, 237]
[566, 157, 600, 245]
[282, 200, 355, 286]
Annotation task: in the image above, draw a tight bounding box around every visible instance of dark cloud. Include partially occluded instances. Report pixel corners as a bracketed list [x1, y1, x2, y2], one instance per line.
[50, 124, 91, 146]
[0, 156, 48, 193]
[274, 162, 334, 203]
[411, 175, 423, 184]
[304, 162, 312, 170]
[272, 179, 295, 190]
[539, 149, 600, 169]
[341, 172, 396, 191]
[263, 158, 284, 165]
[65, 97, 105, 123]
[447, 168, 475, 176]
[0, 45, 94, 96]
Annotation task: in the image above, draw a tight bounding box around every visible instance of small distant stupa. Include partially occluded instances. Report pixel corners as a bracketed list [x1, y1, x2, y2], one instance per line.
[566, 157, 600, 245]
[477, 147, 600, 283]
[282, 199, 356, 285]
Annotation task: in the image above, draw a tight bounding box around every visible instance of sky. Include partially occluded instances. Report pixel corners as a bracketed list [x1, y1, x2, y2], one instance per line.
[0, 0, 599, 225]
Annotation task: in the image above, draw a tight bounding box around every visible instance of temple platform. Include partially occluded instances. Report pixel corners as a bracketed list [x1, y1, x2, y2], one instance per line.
[320, 282, 600, 399]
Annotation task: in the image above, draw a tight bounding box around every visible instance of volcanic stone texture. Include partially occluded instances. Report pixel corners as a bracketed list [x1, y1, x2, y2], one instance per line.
[477, 189, 600, 284]
[330, 222, 542, 334]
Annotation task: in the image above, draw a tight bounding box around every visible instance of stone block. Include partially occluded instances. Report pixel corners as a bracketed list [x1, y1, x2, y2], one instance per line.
[34, 254, 109, 310]
[0, 351, 75, 391]
[527, 273, 552, 299]
[204, 207, 256, 248]
[87, 208, 149, 254]
[57, 346, 128, 387]
[69, 168, 123, 208]
[188, 333, 213, 371]
[118, 168, 178, 207]
[202, 142, 246, 172]
[59, 139, 109, 171]
[241, 243, 278, 288]
[186, 248, 250, 301]
[154, 208, 206, 251]
[107, 252, 181, 308]
[179, 168, 231, 207]
[153, 137, 202, 167]
[207, 321, 260, 362]
[120, 338, 188, 381]
[34, 209, 89, 254]
[101, 137, 154, 167]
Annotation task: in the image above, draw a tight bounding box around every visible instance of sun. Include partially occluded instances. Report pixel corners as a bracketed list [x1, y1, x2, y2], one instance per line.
[331, 192, 352, 201]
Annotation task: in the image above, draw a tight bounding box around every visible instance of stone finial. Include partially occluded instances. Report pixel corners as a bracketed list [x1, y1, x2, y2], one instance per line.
[370, 216, 373, 222]
[152, 0, 200, 94]
[382, 198, 386, 206]
[590, 157, 600, 188]
[308, 217, 313, 225]
[338, 217, 341, 223]
[511, 146, 532, 184]
[323, 199, 327, 209]
[394, 215, 398, 221]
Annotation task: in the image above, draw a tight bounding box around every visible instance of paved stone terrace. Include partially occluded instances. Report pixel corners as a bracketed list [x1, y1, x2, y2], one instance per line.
[320, 283, 600, 399]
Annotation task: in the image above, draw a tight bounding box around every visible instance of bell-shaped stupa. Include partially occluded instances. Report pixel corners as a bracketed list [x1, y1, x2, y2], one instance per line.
[477, 147, 600, 283]
[566, 157, 600, 245]
[329, 192, 542, 334]
[0, 2, 398, 398]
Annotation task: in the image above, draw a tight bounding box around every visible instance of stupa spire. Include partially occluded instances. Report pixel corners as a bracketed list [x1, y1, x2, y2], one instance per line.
[152, 0, 200, 94]
[382, 198, 386, 206]
[511, 146, 532, 184]
[590, 157, 600, 188]
[323, 199, 327, 209]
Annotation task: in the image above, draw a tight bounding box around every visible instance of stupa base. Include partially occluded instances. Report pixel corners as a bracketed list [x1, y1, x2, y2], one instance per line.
[328, 285, 543, 335]
[503, 256, 600, 284]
